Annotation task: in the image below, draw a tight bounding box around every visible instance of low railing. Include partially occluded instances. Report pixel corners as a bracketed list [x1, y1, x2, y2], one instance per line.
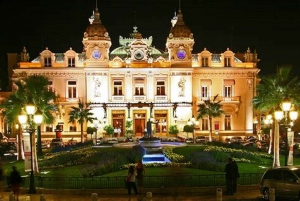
[17, 173, 263, 190]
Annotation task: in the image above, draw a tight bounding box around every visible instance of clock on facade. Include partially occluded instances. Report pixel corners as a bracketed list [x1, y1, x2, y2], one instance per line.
[92, 49, 101, 59]
[177, 49, 186, 60]
[134, 50, 144, 60]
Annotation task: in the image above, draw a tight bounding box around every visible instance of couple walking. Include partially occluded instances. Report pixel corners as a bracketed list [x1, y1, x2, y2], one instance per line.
[127, 160, 145, 195]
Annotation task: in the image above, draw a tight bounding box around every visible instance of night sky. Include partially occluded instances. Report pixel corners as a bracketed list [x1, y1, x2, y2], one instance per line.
[0, 0, 299, 90]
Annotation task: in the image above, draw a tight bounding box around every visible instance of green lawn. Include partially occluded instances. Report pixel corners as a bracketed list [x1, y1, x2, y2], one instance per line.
[3, 146, 300, 178]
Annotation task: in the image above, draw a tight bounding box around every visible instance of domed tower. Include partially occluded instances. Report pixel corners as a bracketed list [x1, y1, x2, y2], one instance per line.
[166, 7, 194, 66]
[82, 6, 111, 66]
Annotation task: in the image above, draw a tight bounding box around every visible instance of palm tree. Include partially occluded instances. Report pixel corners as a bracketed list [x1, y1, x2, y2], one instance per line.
[196, 94, 224, 142]
[68, 100, 95, 143]
[0, 75, 57, 171]
[252, 66, 300, 167]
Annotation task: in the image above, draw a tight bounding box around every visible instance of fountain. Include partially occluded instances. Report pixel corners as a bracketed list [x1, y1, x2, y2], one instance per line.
[138, 119, 171, 163]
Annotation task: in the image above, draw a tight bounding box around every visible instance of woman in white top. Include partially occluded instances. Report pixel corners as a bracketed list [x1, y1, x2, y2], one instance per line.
[127, 165, 138, 195]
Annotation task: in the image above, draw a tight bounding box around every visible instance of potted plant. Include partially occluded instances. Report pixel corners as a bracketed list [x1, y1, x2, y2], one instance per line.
[125, 120, 134, 138]
[103, 125, 114, 137]
[87, 126, 97, 140]
[168, 125, 179, 135]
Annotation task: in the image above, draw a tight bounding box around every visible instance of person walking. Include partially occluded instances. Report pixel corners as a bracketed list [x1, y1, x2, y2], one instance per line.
[0, 163, 4, 199]
[136, 160, 145, 194]
[224, 157, 234, 195]
[10, 166, 22, 201]
[232, 159, 240, 194]
[127, 165, 138, 195]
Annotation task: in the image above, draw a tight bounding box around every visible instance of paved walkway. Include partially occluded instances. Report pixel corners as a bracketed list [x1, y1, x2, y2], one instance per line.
[1, 187, 264, 201]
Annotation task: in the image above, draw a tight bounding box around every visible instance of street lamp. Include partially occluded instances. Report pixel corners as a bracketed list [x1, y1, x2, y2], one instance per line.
[188, 115, 199, 144]
[18, 104, 43, 194]
[263, 114, 273, 154]
[274, 98, 298, 166]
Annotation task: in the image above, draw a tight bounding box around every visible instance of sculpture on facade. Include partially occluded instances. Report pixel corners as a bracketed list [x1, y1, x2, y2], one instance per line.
[178, 77, 186, 97]
[93, 77, 101, 97]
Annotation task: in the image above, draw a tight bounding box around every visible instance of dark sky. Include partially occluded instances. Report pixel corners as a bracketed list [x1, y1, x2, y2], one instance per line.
[0, 0, 300, 89]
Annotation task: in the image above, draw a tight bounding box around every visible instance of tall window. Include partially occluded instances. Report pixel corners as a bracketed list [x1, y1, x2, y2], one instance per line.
[156, 80, 165, 95]
[224, 86, 232, 97]
[69, 122, 77, 132]
[201, 79, 211, 99]
[202, 119, 208, 130]
[201, 86, 208, 98]
[45, 125, 53, 132]
[113, 80, 123, 95]
[224, 79, 234, 98]
[225, 115, 231, 130]
[48, 80, 53, 92]
[224, 57, 231, 67]
[67, 81, 77, 98]
[134, 79, 144, 95]
[68, 57, 75, 67]
[202, 57, 208, 67]
[44, 57, 51, 67]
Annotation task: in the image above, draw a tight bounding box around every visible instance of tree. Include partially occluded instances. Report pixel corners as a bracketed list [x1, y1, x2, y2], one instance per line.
[0, 74, 57, 172]
[68, 100, 95, 143]
[125, 120, 134, 138]
[104, 125, 114, 137]
[168, 125, 179, 135]
[196, 94, 224, 142]
[252, 66, 300, 167]
[183, 125, 193, 139]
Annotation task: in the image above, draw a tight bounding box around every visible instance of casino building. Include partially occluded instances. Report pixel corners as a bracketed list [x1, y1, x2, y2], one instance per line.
[4, 6, 260, 142]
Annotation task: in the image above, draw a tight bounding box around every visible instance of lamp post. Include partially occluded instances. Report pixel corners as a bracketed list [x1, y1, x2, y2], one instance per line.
[263, 114, 273, 154]
[18, 104, 43, 194]
[274, 98, 298, 166]
[188, 115, 199, 144]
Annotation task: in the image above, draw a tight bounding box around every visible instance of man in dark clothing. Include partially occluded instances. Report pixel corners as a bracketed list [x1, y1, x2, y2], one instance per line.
[10, 166, 22, 201]
[224, 157, 237, 195]
[232, 160, 240, 193]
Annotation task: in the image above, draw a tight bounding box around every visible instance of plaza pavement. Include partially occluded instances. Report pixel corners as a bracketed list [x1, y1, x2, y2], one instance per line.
[1, 185, 264, 201]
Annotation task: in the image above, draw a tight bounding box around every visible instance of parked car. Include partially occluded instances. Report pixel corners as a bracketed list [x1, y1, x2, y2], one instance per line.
[106, 138, 118, 144]
[260, 166, 300, 200]
[185, 138, 194, 144]
[195, 136, 207, 144]
[230, 137, 243, 143]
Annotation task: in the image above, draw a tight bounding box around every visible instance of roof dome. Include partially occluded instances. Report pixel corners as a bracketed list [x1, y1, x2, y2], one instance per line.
[85, 8, 109, 39]
[169, 10, 192, 38]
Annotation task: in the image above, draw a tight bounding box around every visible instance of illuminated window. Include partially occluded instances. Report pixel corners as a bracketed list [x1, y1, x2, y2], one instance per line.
[134, 79, 144, 95]
[67, 81, 77, 98]
[224, 80, 235, 98]
[202, 119, 208, 130]
[202, 57, 208, 67]
[48, 80, 53, 92]
[225, 115, 231, 130]
[44, 57, 51, 67]
[68, 57, 75, 67]
[156, 80, 165, 95]
[45, 125, 53, 132]
[200, 79, 211, 99]
[224, 57, 231, 67]
[113, 80, 123, 95]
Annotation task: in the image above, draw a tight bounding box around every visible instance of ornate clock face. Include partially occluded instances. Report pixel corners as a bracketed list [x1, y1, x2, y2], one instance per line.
[134, 50, 144, 60]
[92, 50, 101, 60]
[177, 49, 186, 60]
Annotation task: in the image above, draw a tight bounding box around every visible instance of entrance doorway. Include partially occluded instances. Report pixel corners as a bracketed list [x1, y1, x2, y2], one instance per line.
[134, 113, 146, 137]
[112, 113, 124, 137]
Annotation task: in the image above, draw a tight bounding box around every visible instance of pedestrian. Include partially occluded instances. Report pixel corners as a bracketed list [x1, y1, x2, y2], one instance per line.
[224, 157, 234, 195]
[10, 166, 22, 201]
[127, 165, 138, 195]
[0, 163, 4, 198]
[136, 160, 145, 194]
[232, 159, 240, 194]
